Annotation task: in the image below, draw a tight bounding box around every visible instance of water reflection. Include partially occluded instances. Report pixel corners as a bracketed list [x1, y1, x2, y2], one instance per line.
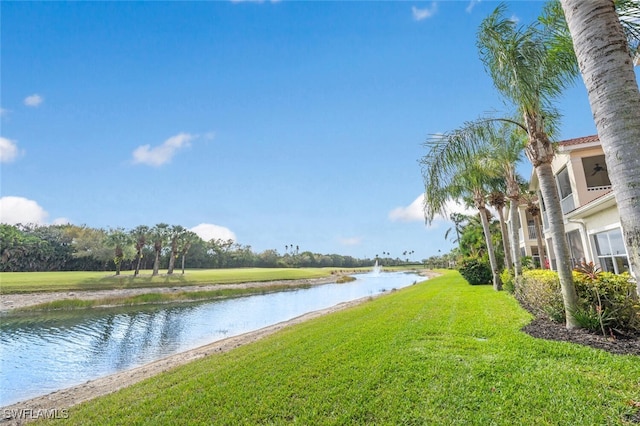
[0, 272, 420, 406]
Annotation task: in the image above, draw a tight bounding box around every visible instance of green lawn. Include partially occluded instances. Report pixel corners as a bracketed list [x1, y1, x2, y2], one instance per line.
[40, 271, 640, 425]
[0, 268, 336, 294]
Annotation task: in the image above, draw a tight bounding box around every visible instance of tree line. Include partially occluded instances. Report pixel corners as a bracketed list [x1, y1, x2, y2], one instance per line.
[0, 223, 414, 274]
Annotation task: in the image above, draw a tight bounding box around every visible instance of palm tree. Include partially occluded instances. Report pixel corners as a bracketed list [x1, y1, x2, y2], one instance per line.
[150, 223, 169, 276]
[130, 225, 149, 277]
[487, 190, 512, 272]
[178, 230, 199, 275]
[445, 213, 469, 246]
[521, 192, 547, 269]
[485, 126, 528, 277]
[480, 5, 579, 326]
[167, 225, 186, 275]
[558, 0, 640, 296]
[422, 151, 503, 290]
[105, 227, 131, 276]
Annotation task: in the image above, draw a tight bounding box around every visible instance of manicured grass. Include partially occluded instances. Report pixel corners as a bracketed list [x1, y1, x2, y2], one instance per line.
[0, 268, 335, 294]
[40, 271, 640, 425]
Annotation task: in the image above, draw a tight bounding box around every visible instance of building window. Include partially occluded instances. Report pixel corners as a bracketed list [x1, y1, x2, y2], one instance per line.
[556, 167, 575, 213]
[566, 230, 585, 268]
[593, 228, 629, 274]
[582, 155, 611, 191]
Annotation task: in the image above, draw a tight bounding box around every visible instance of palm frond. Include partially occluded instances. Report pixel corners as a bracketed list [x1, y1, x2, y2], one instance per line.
[478, 3, 578, 121]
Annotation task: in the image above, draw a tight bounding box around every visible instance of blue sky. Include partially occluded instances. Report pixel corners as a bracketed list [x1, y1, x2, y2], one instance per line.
[0, 1, 610, 261]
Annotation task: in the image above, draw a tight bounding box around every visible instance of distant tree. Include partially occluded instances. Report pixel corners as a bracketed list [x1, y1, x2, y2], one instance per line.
[178, 230, 199, 275]
[130, 225, 149, 276]
[105, 228, 132, 276]
[167, 225, 187, 275]
[150, 223, 169, 276]
[208, 238, 235, 268]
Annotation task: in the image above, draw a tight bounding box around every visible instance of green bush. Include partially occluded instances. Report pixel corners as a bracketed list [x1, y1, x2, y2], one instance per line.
[515, 269, 565, 322]
[500, 269, 515, 294]
[573, 270, 640, 334]
[515, 265, 640, 334]
[458, 259, 492, 285]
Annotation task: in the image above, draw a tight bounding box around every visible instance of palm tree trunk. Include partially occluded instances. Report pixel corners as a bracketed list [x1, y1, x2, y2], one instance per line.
[134, 250, 142, 277]
[181, 255, 186, 275]
[508, 199, 522, 277]
[479, 207, 502, 291]
[152, 250, 160, 276]
[167, 251, 176, 275]
[560, 0, 640, 296]
[533, 215, 546, 269]
[496, 206, 513, 271]
[536, 162, 579, 328]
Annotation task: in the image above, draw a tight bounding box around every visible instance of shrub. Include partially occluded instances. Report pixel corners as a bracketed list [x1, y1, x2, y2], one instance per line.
[515, 269, 565, 322]
[500, 269, 515, 294]
[573, 268, 640, 334]
[572, 305, 614, 333]
[458, 259, 492, 285]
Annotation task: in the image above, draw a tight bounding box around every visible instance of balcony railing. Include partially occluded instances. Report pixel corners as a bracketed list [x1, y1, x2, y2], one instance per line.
[587, 185, 612, 192]
[527, 225, 537, 240]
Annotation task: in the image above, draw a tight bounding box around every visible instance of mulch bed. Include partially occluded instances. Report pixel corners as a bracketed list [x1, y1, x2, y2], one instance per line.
[522, 316, 640, 356]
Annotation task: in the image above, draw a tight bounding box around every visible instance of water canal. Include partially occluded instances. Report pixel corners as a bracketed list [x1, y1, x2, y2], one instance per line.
[0, 271, 421, 406]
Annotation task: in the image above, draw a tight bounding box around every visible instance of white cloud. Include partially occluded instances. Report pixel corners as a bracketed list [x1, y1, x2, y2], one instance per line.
[389, 194, 476, 226]
[466, 0, 481, 13]
[0, 137, 20, 163]
[339, 236, 362, 246]
[509, 14, 520, 24]
[132, 132, 194, 167]
[190, 223, 236, 242]
[389, 195, 425, 222]
[0, 196, 49, 225]
[0, 108, 10, 117]
[24, 94, 44, 107]
[412, 3, 437, 21]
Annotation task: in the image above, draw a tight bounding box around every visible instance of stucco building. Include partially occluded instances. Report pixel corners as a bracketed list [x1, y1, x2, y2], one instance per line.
[516, 135, 629, 274]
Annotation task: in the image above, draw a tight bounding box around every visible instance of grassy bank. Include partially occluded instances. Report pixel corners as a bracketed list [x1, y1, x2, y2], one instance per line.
[17, 283, 313, 312]
[40, 271, 639, 425]
[0, 268, 336, 294]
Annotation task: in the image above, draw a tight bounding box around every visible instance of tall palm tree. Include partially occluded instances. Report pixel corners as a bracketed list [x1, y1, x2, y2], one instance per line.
[150, 223, 169, 276]
[521, 191, 547, 269]
[480, 4, 579, 326]
[130, 225, 149, 277]
[558, 0, 640, 296]
[178, 230, 199, 275]
[167, 225, 186, 275]
[422, 151, 503, 290]
[423, 5, 581, 327]
[105, 227, 131, 276]
[487, 190, 512, 272]
[485, 126, 527, 277]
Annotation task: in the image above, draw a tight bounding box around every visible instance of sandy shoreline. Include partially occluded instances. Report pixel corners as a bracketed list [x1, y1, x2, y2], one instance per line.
[0, 271, 438, 425]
